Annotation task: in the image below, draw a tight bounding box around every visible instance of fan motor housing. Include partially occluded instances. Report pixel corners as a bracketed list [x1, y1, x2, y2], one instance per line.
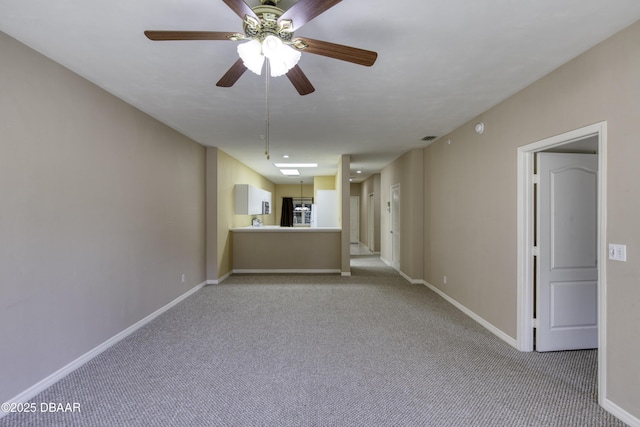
[246, 5, 294, 42]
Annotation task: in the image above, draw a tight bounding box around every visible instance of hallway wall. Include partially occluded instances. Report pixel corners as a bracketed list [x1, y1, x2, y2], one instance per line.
[423, 20, 640, 419]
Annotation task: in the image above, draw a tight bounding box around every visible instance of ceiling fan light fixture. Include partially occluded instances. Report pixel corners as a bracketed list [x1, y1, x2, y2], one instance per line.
[291, 38, 308, 50]
[244, 15, 261, 31]
[238, 36, 300, 77]
[238, 39, 265, 75]
[262, 35, 301, 77]
[145, 0, 378, 95]
[278, 19, 295, 33]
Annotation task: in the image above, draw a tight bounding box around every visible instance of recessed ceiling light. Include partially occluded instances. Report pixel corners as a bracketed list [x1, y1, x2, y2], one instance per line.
[282, 154, 290, 159]
[280, 169, 300, 176]
[356, 170, 362, 174]
[274, 163, 318, 168]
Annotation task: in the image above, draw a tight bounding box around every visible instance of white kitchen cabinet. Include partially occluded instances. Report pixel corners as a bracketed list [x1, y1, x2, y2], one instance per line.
[235, 184, 271, 215]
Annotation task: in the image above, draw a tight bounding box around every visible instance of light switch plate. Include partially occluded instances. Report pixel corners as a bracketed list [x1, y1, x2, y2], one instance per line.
[608, 244, 627, 262]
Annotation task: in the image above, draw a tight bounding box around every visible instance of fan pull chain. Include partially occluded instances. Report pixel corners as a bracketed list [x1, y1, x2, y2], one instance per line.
[264, 60, 270, 160]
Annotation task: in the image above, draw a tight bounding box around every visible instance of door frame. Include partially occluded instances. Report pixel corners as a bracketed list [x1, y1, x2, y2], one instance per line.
[516, 121, 607, 402]
[368, 192, 375, 252]
[390, 184, 401, 270]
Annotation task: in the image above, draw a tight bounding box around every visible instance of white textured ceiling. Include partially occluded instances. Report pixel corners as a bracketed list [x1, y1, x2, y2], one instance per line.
[2, 1, 639, 183]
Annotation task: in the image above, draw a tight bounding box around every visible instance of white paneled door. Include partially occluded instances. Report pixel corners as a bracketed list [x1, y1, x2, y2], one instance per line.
[536, 153, 598, 351]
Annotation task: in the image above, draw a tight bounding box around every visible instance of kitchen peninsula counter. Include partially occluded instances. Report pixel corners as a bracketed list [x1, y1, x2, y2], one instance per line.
[231, 226, 341, 273]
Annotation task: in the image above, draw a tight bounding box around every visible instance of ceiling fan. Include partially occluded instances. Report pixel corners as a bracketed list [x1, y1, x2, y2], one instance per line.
[144, 0, 378, 95]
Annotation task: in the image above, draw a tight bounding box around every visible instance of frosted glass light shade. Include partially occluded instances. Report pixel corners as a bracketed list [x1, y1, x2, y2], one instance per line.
[238, 36, 301, 77]
[263, 35, 301, 77]
[237, 40, 265, 75]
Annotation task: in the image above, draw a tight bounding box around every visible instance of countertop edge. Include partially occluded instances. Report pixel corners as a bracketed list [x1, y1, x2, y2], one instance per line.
[231, 227, 341, 232]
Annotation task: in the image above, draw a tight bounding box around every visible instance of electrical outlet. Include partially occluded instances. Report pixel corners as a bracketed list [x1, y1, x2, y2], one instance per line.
[608, 244, 627, 262]
[443, 276, 447, 284]
[181, 274, 186, 283]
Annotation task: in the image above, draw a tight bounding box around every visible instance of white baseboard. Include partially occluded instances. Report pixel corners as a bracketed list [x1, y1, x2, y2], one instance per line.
[401, 275, 635, 425]
[399, 270, 423, 285]
[1, 281, 206, 417]
[378, 260, 518, 350]
[341, 272, 351, 277]
[207, 271, 231, 285]
[603, 398, 640, 427]
[422, 280, 519, 349]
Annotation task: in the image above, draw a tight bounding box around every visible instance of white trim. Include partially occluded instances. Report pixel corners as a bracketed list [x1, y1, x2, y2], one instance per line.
[1, 281, 206, 417]
[597, 123, 608, 407]
[399, 270, 422, 285]
[341, 272, 352, 277]
[207, 271, 232, 285]
[516, 140, 535, 352]
[232, 269, 341, 274]
[377, 261, 518, 349]
[516, 122, 608, 404]
[368, 192, 375, 253]
[390, 183, 401, 271]
[423, 281, 519, 349]
[602, 398, 640, 427]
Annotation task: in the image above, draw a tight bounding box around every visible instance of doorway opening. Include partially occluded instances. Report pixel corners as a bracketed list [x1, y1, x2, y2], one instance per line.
[350, 196, 360, 244]
[517, 121, 607, 403]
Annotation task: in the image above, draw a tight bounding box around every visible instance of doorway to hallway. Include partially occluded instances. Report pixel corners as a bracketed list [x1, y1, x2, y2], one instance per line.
[516, 122, 607, 404]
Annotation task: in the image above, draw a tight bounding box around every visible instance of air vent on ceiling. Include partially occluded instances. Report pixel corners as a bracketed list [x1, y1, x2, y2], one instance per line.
[421, 136, 438, 142]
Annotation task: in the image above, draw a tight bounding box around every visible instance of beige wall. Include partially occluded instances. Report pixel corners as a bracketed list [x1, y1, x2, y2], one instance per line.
[381, 150, 424, 280]
[206, 148, 219, 280]
[232, 230, 341, 271]
[338, 155, 351, 273]
[420, 20, 640, 418]
[211, 149, 276, 280]
[0, 32, 206, 402]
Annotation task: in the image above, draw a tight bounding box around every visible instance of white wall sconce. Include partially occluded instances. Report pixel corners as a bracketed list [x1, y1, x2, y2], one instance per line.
[474, 122, 485, 134]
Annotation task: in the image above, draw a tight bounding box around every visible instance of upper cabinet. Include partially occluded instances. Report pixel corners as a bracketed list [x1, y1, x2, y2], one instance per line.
[235, 184, 272, 215]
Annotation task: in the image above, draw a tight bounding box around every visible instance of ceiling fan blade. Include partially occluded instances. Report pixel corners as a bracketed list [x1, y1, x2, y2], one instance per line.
[222, 0, 258, 20]
[297, 37, 377, 67]
[279, 0, 343, 30]
[216, 59, 248, 87]
[144, 31, 236, 41]
[286, 65, 315, 96]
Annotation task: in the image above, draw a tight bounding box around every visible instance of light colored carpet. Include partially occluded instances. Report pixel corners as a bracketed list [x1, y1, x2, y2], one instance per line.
[1, 256, 625, 426]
